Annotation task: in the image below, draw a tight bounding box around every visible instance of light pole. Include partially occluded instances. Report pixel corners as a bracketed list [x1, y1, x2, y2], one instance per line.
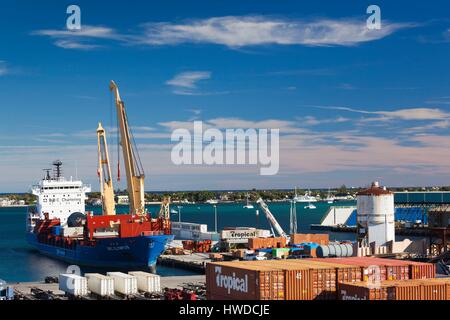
[213, 205, 218, 233]
[177, 206, 183, 223]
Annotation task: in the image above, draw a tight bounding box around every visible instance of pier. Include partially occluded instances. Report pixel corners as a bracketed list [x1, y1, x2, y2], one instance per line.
[158, 253, 211, 272]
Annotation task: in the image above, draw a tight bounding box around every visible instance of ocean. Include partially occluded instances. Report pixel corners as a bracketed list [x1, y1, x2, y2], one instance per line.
[0, 201, 356, 282]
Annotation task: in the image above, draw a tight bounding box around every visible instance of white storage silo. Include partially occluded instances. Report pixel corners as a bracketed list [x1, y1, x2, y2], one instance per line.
[357, 181, 395, 246]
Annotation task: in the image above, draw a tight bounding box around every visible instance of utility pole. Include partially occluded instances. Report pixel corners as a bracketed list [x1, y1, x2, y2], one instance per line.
[213, 205, 218, 233]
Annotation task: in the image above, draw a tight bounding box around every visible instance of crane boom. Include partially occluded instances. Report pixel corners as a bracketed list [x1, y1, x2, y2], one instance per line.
[109, 80, 146, 216]
[97, 123, 116, 216]
[158, 197, 171, 219]
[256, 198, 288, 238]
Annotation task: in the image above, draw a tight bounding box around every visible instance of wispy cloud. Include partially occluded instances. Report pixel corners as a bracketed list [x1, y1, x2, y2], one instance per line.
[316, 106, 450, 121]
[32, 16, 413, 50]
[166, 71, 211, 88]
[166, 71, 212, 95]
[32, 25, 122, 50]
[140, 16, 412, 48]
[299, 116, 350, 126]
[54, 40, 102, 50]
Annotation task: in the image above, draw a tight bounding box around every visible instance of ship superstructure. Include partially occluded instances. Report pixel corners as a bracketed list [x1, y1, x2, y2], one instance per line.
[29, 160, 91, 228]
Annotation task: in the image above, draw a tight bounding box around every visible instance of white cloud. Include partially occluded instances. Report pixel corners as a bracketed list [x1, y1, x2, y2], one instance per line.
[300, 116, 350, 126]
[54, 40, 102, 50]
[166, 71, 211, 88]
[32, 16, 413, 50]
[32, 25, 121, 50]
[140, 16, 412, 47]
[166, 71, 212, 95]
[32, 25, 119, 39]
[316, 106, 450, 121]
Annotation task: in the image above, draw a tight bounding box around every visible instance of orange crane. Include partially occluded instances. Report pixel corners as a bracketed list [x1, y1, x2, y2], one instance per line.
[97, 123, 116, 216]
[109, 80, 146, 216]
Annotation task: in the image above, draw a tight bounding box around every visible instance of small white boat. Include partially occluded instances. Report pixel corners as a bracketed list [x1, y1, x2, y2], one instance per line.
[243, 194, 254, 209]
[170, 209, 178, 214]
[293, 187, 318, 203]
[304, 203, 317, 210]
[206, 199, 219, 204]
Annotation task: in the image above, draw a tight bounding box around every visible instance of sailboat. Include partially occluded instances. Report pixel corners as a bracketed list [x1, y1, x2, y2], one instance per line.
[324, 188, 335, 204]
[243, 194, 254, 209]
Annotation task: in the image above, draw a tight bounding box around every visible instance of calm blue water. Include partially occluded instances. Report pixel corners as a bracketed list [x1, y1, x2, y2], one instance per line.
[0, 201, 357, 282]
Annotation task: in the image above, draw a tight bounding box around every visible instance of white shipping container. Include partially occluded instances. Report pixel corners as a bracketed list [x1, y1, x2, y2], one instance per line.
[107, 272, 137, 295]
[128, 271, 161, 293]
[59, 274, 88, 296]
[85, 273, 114, 297]
[62, 227, 84, 238]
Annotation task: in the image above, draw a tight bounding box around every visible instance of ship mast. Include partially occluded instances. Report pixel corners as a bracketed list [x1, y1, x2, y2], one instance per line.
[109, 80, 146, 216]
[97, 122, 116, 216]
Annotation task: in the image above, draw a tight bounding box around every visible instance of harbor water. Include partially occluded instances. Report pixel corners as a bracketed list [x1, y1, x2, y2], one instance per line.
[0, 201, 356, 282]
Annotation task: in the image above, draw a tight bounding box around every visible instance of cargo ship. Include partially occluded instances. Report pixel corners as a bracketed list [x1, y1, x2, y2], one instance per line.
[26, 81, 173, 272]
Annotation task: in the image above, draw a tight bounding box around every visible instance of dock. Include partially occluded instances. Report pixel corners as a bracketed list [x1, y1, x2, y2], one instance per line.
[158, 253, 211, 272]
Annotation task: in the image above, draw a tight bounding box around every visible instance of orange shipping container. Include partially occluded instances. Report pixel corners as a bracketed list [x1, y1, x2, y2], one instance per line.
[340, 278, 450, 301]
[248, 237, 286, 250]
[408, 261, 436, 279]
[290, 233, 329, 245]
[206, 261, 284, 300]
[277, 260, 338, 300]
[338, 281, 390, 300]
[249, 261, 313, 300]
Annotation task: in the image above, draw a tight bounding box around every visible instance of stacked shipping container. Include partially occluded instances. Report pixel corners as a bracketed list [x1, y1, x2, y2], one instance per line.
[206, 258, 438, 300]
[308, 257, 435, 281]
[248, 237, 287, 250]
[206, 261, 285, 300]
[339, 278, 450, 300]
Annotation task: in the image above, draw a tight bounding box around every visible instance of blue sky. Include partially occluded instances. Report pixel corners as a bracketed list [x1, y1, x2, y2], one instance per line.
[0, 0, 449, 191]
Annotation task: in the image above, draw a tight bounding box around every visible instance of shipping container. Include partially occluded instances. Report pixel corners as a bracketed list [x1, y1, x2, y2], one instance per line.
[384, 280, 421, 300]
[306, 260, 362, 284]
[206, 261, 284, 300]
[309, 257, 435, 281]
[85, 273, 114, 297]
[308, 257, 402, 281]
[290, 233, 329, 245]
[408, 261, 436, 279]
[250, 260, 339, 300]
[248, 237, 286, 250]
[59, 274, 88, 297]
[340, 278, 450, 301]
[107, 272, 138, 296]
[247, 260, 313, 300]
[128, 271, 161, 293]
[286, 260, 360, 299]
[338, 281, 390, 300]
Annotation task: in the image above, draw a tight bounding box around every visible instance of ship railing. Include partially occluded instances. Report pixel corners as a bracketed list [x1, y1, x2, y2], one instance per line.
[141, 231, 164, 236]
